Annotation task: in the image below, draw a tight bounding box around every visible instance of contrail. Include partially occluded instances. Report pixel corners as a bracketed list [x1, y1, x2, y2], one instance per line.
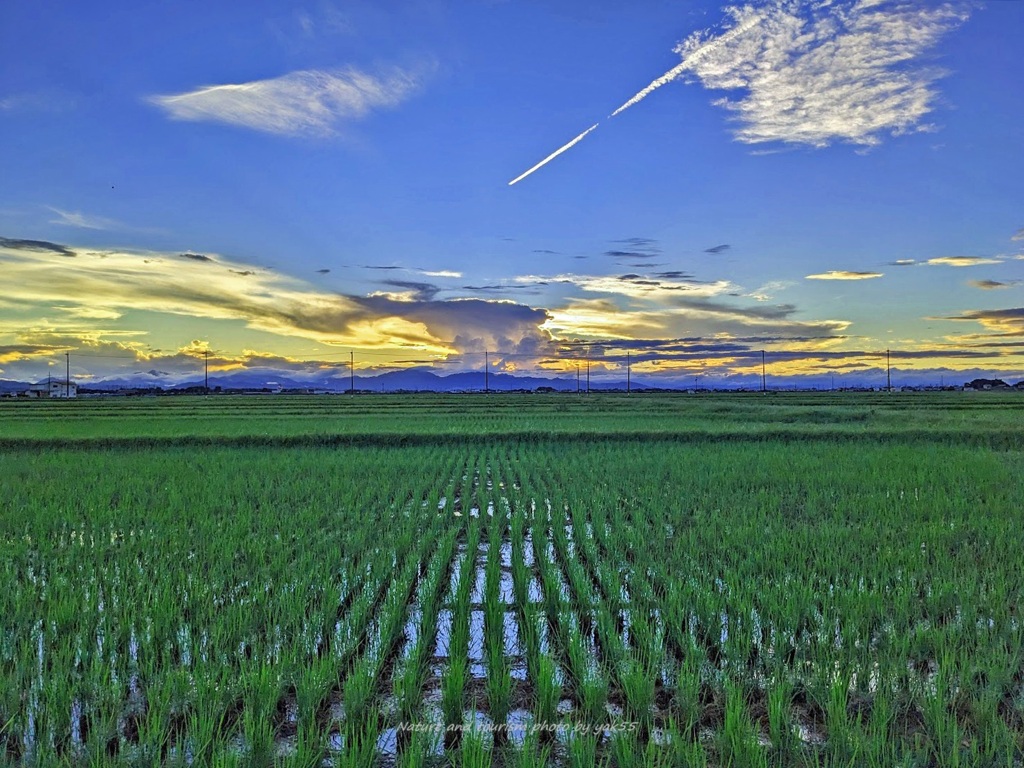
[507, 9, 764, 184]
[610, 11, 763, 118]
[609, 60, 690, 117]
[507, 123, 599, 186]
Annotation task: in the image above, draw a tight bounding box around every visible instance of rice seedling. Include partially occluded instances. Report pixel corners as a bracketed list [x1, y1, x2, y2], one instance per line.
[459, 727, 492, 768]
[534, 653, 561, 732]
[566, 733, 599, 768]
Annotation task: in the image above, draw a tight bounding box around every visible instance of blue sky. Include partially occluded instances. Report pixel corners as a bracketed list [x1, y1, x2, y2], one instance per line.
[1, 0, 1022, 387]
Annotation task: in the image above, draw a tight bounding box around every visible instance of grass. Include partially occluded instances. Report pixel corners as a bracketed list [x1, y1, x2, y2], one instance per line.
[0, 392, 1022, 765]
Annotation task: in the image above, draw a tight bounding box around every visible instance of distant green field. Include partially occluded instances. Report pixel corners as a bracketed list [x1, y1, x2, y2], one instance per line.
[2, 391, 1024, 443]
[1, 393, 1022, 766]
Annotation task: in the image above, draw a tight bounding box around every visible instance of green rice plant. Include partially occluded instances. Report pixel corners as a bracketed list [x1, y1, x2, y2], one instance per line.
[718, 682, 765, 768]
[610, 729, 643, 768]
[567, 733, 599, 768]
[826, 670, 855, 761]
[442, 658, 467, 730]
[660, 718, 708, 768]
[241, 703, 276, 768]
[621, 657, 656, 733]
[534, 653, 561, 731]
[595, 609, 626, 669]
[291, 722, 329, 768]
[487, 655, 513, 736]
[460, 726, 492, 768]
[921, 657, 970, 768]
[512, 731, 553, 768]
[342, 664, 376, 731]
[335, 711, 380, 768]
[578, 674, 609, 728]
[294, 660, 335, 732]
[767, 677, 794, 755]
[397, 727, 439, 768]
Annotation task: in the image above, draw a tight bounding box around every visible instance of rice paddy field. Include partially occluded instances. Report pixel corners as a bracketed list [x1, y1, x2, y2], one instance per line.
[1, 392, 1023, 767]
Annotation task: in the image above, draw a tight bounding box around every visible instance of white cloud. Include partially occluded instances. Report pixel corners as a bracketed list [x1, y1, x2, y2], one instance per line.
[48, 207, 120, 230]
[806, 270, 883, 280]
[925, 256, 1002, 267]
[674, 0, 968, 147]
[1012, 227, 1024, 242]
[747, 280, 793, 301]
[420, 270, 462, 278]
[148, 65, 429, 137]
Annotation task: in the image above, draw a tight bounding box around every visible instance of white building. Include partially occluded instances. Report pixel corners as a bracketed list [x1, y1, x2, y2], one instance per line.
[26, 380, 77, 398]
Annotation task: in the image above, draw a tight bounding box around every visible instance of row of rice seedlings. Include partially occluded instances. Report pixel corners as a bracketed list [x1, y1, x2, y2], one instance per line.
[343, 510, 453, 731]
[484, 506, 513, 743]
[442, 518, 482, 735]
[395, 527, 461, 720]
[502, 481, 566, 757]
[528, 500, 610, 728]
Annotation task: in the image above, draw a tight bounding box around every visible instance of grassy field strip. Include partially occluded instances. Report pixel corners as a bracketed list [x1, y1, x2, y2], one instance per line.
[4, 392, 1024, 444]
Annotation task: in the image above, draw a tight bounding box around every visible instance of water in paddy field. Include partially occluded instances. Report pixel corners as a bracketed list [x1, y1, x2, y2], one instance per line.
[401, 606, 421, 661]
[468, 610, 486, 675]
[503, 610, 520, 656]
[434, 609, 452, 656]
[470, 543, 488, 603]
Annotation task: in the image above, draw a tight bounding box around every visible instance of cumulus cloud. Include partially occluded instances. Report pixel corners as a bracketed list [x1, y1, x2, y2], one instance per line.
[1012, 227, 1024, 242]
[0, 238, 552, 356]
[805, 270, 883, 280]
[148, 65, 429, 137]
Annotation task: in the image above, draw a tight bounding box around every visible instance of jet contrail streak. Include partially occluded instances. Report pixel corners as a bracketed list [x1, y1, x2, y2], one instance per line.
[507, 123, 599, 186]
[609, 11, 763, 118]
[507, 10, 764, 185]
[609, 60, 690, 117]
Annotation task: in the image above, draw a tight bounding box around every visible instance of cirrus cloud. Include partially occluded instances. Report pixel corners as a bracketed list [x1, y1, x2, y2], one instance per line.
[148, 64, 430, 137]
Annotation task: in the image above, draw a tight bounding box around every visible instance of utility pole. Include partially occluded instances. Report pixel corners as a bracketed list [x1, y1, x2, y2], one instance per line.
[586, 354, 590, 395]
[761, 350, 766, 393]
[350, 351, 355, 394]
[831, 373, 835, 392]
[484, 351, 489, 394]
[576, 363, 580, 394]
[886, 349, 891, 392]
[204, 349, 209, 394]
[626, 352, 631, 394]
[65, 352, 70, 398]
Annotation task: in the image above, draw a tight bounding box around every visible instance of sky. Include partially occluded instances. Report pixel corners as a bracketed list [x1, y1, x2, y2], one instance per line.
[1, 0, 1023, 389]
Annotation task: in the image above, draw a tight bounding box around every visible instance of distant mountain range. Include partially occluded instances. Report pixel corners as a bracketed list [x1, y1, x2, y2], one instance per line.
[83, 368, 642, 392]
[3, 370, 1022, 395]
